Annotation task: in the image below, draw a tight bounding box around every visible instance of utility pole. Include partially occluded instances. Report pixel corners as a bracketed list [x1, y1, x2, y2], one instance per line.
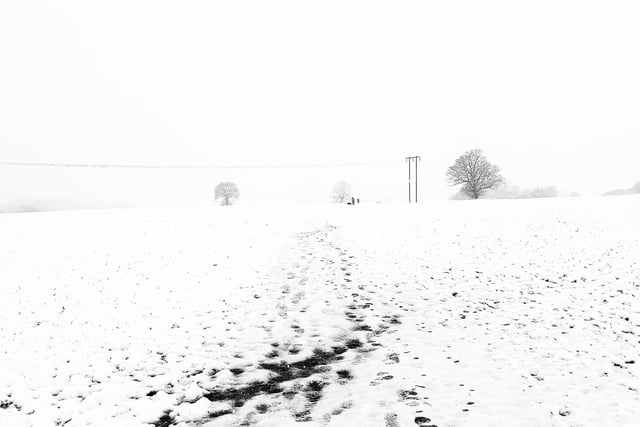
[405, 156, 421, 203]
[406, 156, 412, 203]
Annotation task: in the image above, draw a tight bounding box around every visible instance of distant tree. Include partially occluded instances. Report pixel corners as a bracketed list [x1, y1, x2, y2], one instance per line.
[331, 181, 352, 203]
[529, 185, 558, 199]
[603, 180, 640, 196]
[214, 182, 240, 206]
[446, 149, 503, 199]
[481, 181, 521, 199]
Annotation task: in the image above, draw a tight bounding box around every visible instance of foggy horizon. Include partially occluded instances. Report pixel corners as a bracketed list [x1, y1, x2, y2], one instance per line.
[0, 154, 638, 210]
[2, 0, 640, 209]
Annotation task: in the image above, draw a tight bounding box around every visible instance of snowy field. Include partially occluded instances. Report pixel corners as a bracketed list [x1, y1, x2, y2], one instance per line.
[1, 197, 640, 427]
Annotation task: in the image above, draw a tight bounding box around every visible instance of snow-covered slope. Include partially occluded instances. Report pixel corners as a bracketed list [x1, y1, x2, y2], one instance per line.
[1, 198, 639, 426]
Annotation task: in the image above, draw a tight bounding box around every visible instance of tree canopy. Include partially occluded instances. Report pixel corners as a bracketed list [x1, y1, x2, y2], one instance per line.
[446, 149, 503, 199]
[331, 181, 352, 203]
[214, 182, 240, 206]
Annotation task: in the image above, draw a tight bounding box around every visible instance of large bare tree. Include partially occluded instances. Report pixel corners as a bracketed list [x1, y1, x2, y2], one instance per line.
[214, 182, 240, 206]
[331, 181, 352, 203]
[446, 149, 503, 199]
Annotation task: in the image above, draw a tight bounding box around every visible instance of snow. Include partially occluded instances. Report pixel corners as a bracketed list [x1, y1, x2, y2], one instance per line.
[1, 197, 640, 426]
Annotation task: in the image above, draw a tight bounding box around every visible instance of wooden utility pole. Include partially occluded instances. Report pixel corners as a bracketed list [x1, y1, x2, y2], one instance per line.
[405, 156, 421, 203]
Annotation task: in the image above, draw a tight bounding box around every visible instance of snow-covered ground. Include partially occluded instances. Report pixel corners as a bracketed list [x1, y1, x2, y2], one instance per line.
[1, 197, 639, 426]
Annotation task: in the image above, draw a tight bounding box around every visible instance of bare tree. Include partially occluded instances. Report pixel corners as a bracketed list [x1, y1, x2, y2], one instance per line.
[331, 181, 352, 203]
[446, 149, 503, 199]
[214, 182, 240, 206]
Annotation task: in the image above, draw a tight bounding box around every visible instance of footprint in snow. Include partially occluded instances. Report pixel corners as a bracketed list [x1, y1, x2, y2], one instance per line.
[384, 413, 400, 427]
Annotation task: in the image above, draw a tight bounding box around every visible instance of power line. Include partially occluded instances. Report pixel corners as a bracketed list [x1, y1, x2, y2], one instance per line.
[0, 160, 403, 170]
[4, 160, 630, 172]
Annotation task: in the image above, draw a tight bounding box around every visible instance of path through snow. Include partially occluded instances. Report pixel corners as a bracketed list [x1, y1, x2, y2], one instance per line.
[2, 198, 640, 426]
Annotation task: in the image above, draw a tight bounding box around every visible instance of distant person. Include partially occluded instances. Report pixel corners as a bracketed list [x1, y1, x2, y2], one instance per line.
[351, 196, 355, 205]
[357, 198, 360, 204]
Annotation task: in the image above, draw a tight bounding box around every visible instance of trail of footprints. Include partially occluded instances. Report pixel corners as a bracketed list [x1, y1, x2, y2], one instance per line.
[146, 224, 415, 426]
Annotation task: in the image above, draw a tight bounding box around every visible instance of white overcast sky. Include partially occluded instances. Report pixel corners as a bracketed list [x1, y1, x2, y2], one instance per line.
[1, 0, 639, 206]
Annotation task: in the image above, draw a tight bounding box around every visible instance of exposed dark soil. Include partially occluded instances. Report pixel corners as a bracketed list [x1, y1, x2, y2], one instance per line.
[345, 338, 363, 349]
[203, 346, 345, 409]
[336, 369, 353, 380]
[152, 411, 175, 427]
[209, 409, 233, 418]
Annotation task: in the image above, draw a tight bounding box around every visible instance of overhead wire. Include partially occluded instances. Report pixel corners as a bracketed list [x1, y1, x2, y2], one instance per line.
[0, 160, 404, 169]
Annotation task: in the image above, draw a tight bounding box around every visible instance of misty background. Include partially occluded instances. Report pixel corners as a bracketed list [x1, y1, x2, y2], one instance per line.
[1, 0, 639, 210]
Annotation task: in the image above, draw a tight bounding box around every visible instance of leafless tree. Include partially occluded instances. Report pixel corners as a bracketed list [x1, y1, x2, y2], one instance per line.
[214, 182, 240, 206]
[446, 149, 503, 199]
[331, 181, 352, 203]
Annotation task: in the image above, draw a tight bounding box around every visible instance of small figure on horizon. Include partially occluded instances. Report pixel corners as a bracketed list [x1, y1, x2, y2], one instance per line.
[351, 196, 355, 205]
[357, 198, 360, 204]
